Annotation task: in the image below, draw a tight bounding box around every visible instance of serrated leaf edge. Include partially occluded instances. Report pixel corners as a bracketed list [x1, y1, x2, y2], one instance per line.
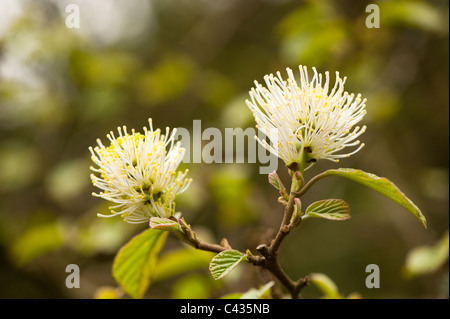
[304, 199, 350, 221]
[209, 250, 247, 280]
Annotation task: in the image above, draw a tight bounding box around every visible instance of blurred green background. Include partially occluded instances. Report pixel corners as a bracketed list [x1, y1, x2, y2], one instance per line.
[0, 0, 448, 299]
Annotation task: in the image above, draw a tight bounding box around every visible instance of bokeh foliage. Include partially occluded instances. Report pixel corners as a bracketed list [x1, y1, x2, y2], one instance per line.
[0, 0, 448, 298]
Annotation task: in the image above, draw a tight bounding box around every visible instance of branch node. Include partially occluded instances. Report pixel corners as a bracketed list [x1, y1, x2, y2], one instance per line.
[256, 244, 270, 257]
[253, 256, 265, 266]
[220, 238, 232, 249]
[281, 224, 291, 234]
[291, 190, 302, 197]
[277, 197, 288, 206]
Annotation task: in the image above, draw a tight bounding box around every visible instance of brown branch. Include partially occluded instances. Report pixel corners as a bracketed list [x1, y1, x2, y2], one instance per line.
[254, 183, 309, 299]
[268, 191, 297, 255]
[195, 240, 227, 254]
[176, 173, 311, 299]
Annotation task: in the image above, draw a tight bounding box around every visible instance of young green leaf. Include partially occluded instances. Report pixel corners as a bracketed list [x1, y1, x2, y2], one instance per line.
[403, 231, 449, 278]
[310, 273, 340, 299]
[9, 221, 65, 266]
[221, 292, 244, 299]
[303, 199, 350, 221]
[240, 281, 275, 299]
[112, 228, 168, 299]
[152, 248, 214, 283]
[93, 286, 123, 299]
[268, 171, 289, 200]
[171, 274, 214, 299]
[268, 171, 282, 190]
[290, 198, 303, 226]
[308, 169, 427, 228]
[209, 250, 247, 280]
[149, 217, 183, 234]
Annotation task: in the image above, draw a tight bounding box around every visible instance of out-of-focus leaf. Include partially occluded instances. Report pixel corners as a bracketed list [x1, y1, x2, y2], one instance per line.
[46, 158, 89, 202]
[209, 250, 247, 280]
[280, 25, 347, 67]
[0, 80, 67, 127]
[364, 89, 401, 123]
[310, 273, 340, 299]
[93, 286, 123, 299]
[9, 221, 65, 266]
[380, 0, 445, 33]
[0, 142, 40, 191]
[112, 228, 168, 299]
[277, 4, 322, 38]
[346, 292, 363, 299]
[171, 274, 214, 299]
[210, 165, 255, 226]
[70, 50, 138, 88]
[153, 248, 214, 283]
[75, 209, 137, 255]
[240, 281, 274, 299]
[200, 71, 237, 109]
[221, 281, 275, 299]
[220, 94, 254, 128]
[420, 168, 449, 201]
[277, 3, 348, 67]
[403, 231, 449, 278]
[134, 53, 194, 104]
[221, 292, 244, 299]
[170, 173, 204, 211]
[315, 169, 427, 228]
[303, 199, 350, 221]
[79, 88, 125, 120]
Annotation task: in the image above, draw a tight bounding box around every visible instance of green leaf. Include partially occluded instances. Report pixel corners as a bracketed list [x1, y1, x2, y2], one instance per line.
[221, 281, 275, 299]
[149, 217, 182, 234]
[304, 199, 350, 221]
[171, 274, 215, 299]
[318, 169, 426, 228]
[9, 221, 65, 266]
[112, 228, 168, 299]
[153, 248, 214, 283]
[210, 166, 254, 226]
[403, 231, 449, 278]
[221, 292, 244, 299]
[240, 281, 274, 299]
[76, 213, 136, 255]
[380, 0, 445, 33]
[209, 250, 247, 280]
[135, 53, 194, 104]
[268, 171, 287, 197]
[93, 286, 123, 299]
[310, 273, 340, 299]
[290, 198, 303, 226]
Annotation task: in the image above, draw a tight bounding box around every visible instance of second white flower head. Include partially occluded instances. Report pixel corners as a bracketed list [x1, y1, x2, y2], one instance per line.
[246, 65, 367, 171]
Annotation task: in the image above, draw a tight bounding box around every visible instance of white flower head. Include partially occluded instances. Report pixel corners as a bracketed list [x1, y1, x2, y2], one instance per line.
[246, 65, 367, 171]
[89, 119, 191, 224]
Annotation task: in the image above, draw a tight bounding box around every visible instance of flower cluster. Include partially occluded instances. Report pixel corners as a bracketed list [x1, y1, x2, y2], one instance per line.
[89, 119, 191, 223]
[246, 65, 367, 171]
